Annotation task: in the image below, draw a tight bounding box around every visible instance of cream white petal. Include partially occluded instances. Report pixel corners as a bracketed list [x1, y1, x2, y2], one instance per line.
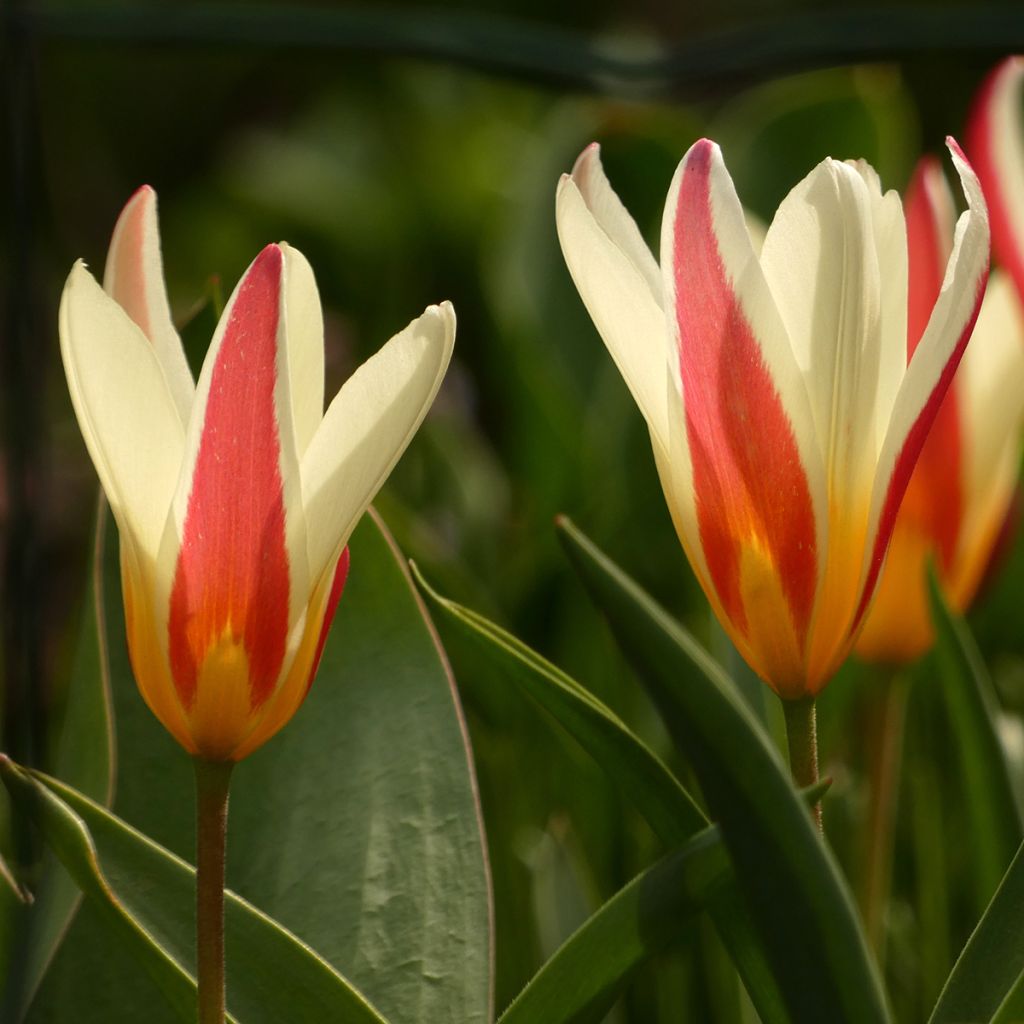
[556, 162, 670, 451]
[60, 262, 185, 561]
[569, 144, 664, 302]
[280, 243, 325, 456]
[957, 271, 1024, 554]
[103, 186, 195, 425]
[760, 159, 889, 504]
[301, 302, 455, 584]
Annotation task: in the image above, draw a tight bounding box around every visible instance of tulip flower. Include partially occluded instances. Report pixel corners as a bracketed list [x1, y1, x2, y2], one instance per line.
[60, 187, 456, 763]
[855, 158, 1024, 664]
[556, 138, 988, 705]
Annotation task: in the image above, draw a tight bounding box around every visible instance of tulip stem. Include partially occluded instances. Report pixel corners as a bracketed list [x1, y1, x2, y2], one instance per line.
[194, 758, 234, 1024]
[783, 696, 821, 830]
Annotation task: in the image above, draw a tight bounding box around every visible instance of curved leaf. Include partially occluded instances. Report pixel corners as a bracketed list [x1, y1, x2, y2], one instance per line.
[0, 757, 388, 1024]
[411, 561, 793, 1023]
[410, 561, 704, 843]
[498, 825, 728, 1024]
[927, 567, 1022, 905]
[930, 838, 1024, 1024]
[556, 516, 890, 1024]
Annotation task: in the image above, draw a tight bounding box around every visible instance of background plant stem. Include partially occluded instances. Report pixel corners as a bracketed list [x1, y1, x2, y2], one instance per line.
[860, 670, 908, 964]
[194, 759, 234, 1024]
[783, 697, 820, 829]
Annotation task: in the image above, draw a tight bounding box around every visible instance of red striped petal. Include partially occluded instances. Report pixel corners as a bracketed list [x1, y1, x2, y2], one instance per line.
[168, 245, 291, 711]
[669, 140, 818, 648]
[902, 158, 963, 570]
[969, 58, 1024, 304]
[853, 274, 986, 633]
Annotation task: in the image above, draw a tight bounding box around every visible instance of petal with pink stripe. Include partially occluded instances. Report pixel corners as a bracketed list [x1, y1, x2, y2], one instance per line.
[103, 186, 195, 424]
[968, 57, 1024, 305]
[166, 245, 306, 723]
[661, 139, 823, 689]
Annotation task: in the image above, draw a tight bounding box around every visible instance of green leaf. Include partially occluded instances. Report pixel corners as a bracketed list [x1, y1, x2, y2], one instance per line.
[929, 838, 1024, 1024]
[926, 566, 1023, 905]
[556, 517, 890, 1024]
[1, 495, 115, 1021]
[0, 757, 388, 1024]
[410, 561, 705, 844]
[29, 508, 493, 1023]
[411, 561, 793, 1024]
[498, 824, 728, 1024]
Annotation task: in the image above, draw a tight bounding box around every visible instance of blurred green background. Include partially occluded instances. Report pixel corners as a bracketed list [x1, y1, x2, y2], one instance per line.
[5, 2, 1024, 1020]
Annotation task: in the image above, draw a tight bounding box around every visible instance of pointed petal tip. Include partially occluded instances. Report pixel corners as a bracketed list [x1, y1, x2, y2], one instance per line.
[946, 135, 969, 163]
[255, 242, 284, 268]
[570, 142, 602, 178]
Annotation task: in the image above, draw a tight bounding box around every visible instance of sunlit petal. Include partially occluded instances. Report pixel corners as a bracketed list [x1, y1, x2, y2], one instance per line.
[59, 262, 184, 562]
[301, 301, 455, 587]
[103, 185, 194, 424]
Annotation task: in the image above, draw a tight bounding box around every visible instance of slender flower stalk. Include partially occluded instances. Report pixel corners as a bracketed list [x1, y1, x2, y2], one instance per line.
[557, 138, 989, 795]
[194, 760, 233, 1024]
[59, 188, 455, 1017]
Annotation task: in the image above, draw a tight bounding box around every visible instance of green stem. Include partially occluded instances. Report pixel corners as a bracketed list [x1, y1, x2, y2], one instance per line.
[860, 670, 908, 963]
[194, 758, 233, 1024]
[783, 696, 821, 830]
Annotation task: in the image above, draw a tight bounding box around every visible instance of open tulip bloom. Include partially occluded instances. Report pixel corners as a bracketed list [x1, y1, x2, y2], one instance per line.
[60, 187, 455, 764]
[557, 137, 989, 744]
[855, 156, 1024, 665]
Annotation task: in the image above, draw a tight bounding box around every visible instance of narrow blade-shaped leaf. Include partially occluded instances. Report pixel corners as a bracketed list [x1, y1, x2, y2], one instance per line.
[930, 838, 1024, 1024]
[927, 566, 1022, 903]
[410, 561, 704, 843]
[556, 517, 890, 1024]
[498, 824, 728, 1024]
[1, 758, 389, 1024]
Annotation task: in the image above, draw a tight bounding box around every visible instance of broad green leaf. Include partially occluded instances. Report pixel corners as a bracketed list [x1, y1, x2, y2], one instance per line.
[498, 825, 728, 1024]
[29, 508, 492, 1024]
[412, 562, 793, 1024]
[0, 757, 387, 1024]
[556, 517, 890, 1024]
[927, 568, 1022, 906]
[929, 839, 1024, 1024]
[1, 495, 115, 1021]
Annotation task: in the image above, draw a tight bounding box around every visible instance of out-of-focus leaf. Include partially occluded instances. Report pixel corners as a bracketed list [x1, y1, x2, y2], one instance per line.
[0, 758, 388, 1024]
[929, 839, 1024, 1024]
[927, 567, 1023, 906]
[2, 495, 115, 1021]
[498, 825, 728, 1024]
[411, 562, 794, 1024]
[556, 517, 889, 1024]
[29, 508, 493, 1024]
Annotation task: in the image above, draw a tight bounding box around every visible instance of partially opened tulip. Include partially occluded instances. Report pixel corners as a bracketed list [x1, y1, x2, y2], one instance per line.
[557, 138, 988, 795]
[855, 158, 1024, 665]
[61, 187, 454, 763]
[60, 186, 455, 1022]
